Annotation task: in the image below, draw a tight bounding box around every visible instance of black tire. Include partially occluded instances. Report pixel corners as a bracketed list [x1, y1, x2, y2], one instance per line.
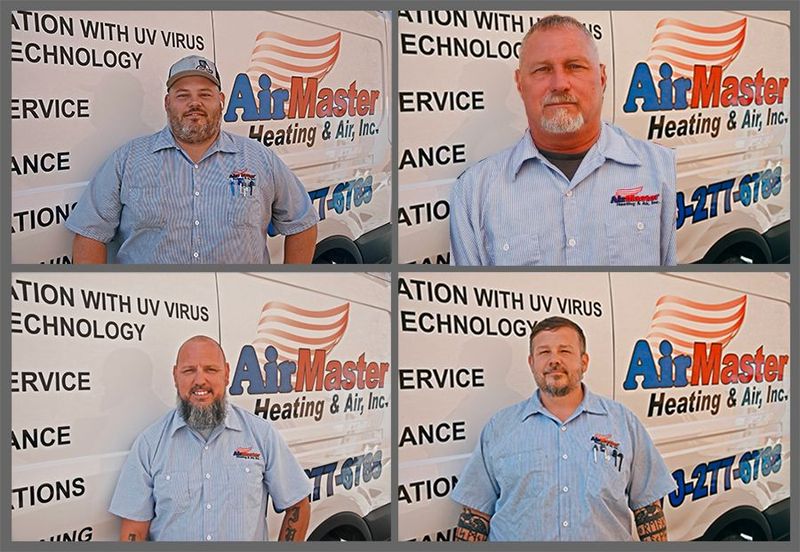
[313, 249, 356, 264]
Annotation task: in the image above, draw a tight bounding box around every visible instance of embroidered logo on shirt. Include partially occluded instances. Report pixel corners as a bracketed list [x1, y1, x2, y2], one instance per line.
[591, 434, 624, 471]
[232, 447, 261, 460]
[229, 170, 256, 197]
[610, 186, 660, 206]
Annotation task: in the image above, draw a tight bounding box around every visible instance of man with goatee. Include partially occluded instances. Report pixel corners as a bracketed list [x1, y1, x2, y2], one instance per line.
[109, 335, 311, 541]
[67, 55, 318, 264]
[451, 317, 675, 541]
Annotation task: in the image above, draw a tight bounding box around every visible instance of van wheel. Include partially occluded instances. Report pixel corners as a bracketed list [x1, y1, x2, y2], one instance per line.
[313, 249, 356, 264]
[713, 246, 765, 264]
[318, 526, 367, 541]
[716, 522, 765, 541]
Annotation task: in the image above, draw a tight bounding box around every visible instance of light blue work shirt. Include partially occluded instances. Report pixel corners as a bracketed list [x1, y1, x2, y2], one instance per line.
[451, 386, 676, 541]
[449, 123, 677, 266]
[109, 404, 312, 541]
[66, 127, 318, 264]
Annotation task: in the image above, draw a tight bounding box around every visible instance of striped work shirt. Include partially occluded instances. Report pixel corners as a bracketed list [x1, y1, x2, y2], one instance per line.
[66, 127, 318, 264]
[109, 404, 312, 541]
[449, 123, 677, 266]
[451, 386, 676, 541]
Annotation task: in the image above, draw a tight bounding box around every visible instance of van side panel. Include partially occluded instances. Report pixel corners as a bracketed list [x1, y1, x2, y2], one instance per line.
[611, 12, 790, 263]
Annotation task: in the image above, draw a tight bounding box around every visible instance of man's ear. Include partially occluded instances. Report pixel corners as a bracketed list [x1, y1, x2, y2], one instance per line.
[599, 63, 607, 93]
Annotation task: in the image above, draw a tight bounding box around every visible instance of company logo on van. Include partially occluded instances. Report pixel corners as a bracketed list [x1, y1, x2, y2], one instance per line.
[223, 30, 381, 122]
[622, 17, 790, 115]
[645, 18, 746, 79]
[229, 300, 390, 396]
[623, 293, 788, 389]
[645, 294, 746, 356]
[253, 301, 350, 360]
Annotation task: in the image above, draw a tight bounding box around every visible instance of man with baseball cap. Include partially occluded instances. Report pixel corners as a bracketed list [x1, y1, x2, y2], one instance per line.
[67, 55, 318, 264]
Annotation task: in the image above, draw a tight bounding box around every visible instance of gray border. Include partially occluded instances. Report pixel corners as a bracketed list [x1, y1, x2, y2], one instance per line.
[2, 0, 798, 551]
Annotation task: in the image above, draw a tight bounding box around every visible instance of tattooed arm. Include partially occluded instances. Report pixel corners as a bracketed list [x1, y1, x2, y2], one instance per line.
[453, 506, 491, 542]
[633, 500, 668, 541]
[119, 518, 150, 541]
[278, 498, 311, 542]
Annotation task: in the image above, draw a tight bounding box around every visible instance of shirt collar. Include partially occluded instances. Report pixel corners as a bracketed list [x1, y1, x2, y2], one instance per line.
[508, 122, 642, 181]
[151, 126, 240, 155]
[170, 401, 243, 436]
[521, 384, 608, 422]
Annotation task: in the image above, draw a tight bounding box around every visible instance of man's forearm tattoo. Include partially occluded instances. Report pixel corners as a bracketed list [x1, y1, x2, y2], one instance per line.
[282, 505, 301, 541]
[634, 501, 668, 541]
[453, 508, 490, 542]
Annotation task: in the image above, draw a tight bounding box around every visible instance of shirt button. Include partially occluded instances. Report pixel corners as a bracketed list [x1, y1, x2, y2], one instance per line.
[193, 252, 199, 258]
[502, 243, 509, 251]
[194, 190, 200, 196]
[194, 220, 200, 226]
[560, 426, 567, 432]
[205, 473, 211, 479]
[206, 535, 212, 541]
[245, 467, 250, 473]
[562, 453, 568, 460]
[563, 486, 569, 492]
[204, 445, 209, 450]
[562, 521, 569, 528]
[566, 190, 573, 197]
[567, 238, 576, 247]
[194, 164, 199, 169]
[165, 475, 171, 481]
[206, 503, 212, 510]
[637, 221, 645, 230]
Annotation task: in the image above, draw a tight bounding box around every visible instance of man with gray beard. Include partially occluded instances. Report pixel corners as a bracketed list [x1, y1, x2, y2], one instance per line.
[109, 336, 311, 541]
[67, 55, 318, 264]
[449, 15, 677, 266]
[451, 317, 675, 541]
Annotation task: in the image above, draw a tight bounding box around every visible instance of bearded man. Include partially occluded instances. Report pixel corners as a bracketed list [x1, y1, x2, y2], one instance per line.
[448, 15, 677, 266]
[450, 317, 675, 541]
[109, 336, 311, 541]
[66, 55, 318, 264]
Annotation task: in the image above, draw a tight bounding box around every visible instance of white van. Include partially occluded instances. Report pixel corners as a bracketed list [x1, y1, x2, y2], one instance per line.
[397, 272, 790, 541]
[11, 10, 391, 264]
[11, 272, 391, 541]
[397, 10, 790, 264]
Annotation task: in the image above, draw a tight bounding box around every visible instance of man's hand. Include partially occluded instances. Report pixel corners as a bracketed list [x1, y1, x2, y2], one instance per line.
[278, 498, 310, 541]
[283, 225, 318, 264]
[73, 234, 107, 264]
[634, 500, 668, 541]
[119, 518, 150, 541]
[453, 506, 491, 541]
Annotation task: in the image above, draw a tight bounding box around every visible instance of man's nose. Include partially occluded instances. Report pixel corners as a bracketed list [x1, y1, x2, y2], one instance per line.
[549, 67, 571, 91]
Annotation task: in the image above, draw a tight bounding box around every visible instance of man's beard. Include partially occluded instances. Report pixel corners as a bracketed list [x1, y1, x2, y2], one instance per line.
[167, 106, 221, 144]
[178, 393, 227, 431]
[540, 93, 585, 134]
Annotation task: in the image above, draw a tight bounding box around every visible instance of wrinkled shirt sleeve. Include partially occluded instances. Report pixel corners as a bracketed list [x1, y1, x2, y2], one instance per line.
[65, 149, 124, 243]
[449, 173, 483, 266]
[660, 147, 678, 266]
[109, 432, 155, 522]
[266, 148, 319, 236]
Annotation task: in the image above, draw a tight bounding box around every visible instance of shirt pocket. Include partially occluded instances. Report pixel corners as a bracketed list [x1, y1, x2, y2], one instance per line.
[126, 182, 166, 229]
[153, 471, 191, 516]
[604, 206, 661, 265]
[490, 231, 542, 266]
[585, 444, 629, 505]
[225, 462, 264, 510]
[227, 195, 264, 229]
[493, 448, 548, 499]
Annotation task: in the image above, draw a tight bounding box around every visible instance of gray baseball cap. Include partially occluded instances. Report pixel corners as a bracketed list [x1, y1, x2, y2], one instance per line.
[166, 55, 221, 89]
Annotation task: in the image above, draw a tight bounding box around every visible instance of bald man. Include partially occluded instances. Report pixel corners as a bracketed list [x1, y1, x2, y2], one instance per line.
[109, 336, 311, 541]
